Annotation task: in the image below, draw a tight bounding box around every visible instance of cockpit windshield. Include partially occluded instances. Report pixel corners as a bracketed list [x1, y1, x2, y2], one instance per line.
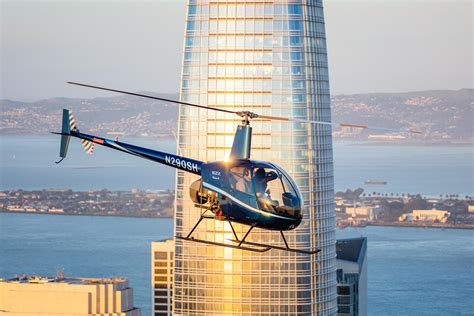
[253, 166, 302, 218]
[226, 162, 302, 218]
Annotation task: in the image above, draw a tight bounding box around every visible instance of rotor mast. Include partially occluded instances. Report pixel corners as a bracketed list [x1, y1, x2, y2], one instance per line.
[229, 112, 255, 160]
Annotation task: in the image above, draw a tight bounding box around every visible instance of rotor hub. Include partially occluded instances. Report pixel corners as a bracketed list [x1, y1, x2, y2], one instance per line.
[236, 111, 258, 126]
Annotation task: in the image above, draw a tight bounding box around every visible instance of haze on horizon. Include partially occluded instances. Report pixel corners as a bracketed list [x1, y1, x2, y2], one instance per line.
[1, 0, 472, 101]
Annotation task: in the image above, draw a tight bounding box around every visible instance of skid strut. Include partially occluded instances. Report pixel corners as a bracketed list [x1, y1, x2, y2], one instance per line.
[177, 214, 270, 253]
[229, 231, 321, 255]
[178, 214, 320, 255]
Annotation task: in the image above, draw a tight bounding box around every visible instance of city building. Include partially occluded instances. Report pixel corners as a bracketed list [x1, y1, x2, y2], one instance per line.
[0, 275, 140, 315]
[468, 205, 474, 213]
[175, 1, 336, 314]
[151, 239, 174, 316]
[399, 208, 450, 223]
[345, 205, 383, 221]
[336, 237, 368, 316]
[155, 238, 364, 315]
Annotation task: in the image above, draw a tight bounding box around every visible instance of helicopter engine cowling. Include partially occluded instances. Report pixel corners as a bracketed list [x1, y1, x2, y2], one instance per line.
[189, 179, 208, 204]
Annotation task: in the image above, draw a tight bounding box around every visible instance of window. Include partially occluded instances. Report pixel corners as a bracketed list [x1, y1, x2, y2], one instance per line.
[155, 252, 167, 260]
[288, 5, 302, 15]
[229, 166, 252, 193]
[338, 296, 351, 305]
[155, 276, 168, 282]
[337, 285, 351, 295]
[254, 166, 301, 217]
[155, 297, 168, 304]
[338, 306, 351, 313]
[154, 305, 169, 311]
[289, 20, 302, 30]
[155, 290, 168, 296]
[187, 21, 196, 31]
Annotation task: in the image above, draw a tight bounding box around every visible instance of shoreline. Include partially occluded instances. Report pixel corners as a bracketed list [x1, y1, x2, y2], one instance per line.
[0, 210, 173, 220]
[2, 211, 472, 230]
[367, 222, 474, 230]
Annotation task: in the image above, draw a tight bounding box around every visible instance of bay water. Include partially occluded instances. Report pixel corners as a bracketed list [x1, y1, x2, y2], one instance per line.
[1, 136, 473, 196]
[1, 213, 472, 315]
[1, 136, 473, 314]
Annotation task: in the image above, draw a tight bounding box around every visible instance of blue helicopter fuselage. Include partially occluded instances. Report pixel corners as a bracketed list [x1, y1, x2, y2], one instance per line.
[64, 130, 303, 232]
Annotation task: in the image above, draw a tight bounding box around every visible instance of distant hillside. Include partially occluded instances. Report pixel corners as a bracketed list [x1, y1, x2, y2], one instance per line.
[331, 89, 473, 141]
[1, 89, 472, 142]
[0, 93, 180, 138]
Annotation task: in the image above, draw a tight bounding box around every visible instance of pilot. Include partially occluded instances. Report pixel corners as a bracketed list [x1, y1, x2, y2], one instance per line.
[254, 168, 278, 197]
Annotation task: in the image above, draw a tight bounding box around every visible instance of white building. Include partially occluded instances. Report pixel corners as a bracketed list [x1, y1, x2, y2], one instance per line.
[399, 209, 450, 223]
[336, 237, 367, 316]
[345, 206, 383, 221]
[468, 205, 474, 213]
[0, 275, 140, 315]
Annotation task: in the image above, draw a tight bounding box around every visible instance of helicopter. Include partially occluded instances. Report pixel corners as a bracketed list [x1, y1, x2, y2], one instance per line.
[54, 81, 421, 255]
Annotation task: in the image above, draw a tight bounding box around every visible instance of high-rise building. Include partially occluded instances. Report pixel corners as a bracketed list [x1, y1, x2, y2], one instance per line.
[155, 238, 366, 315]
[152, 239, 174, 316]
[175, 1, 336, 314]
[0, 275, 140, 315]
[336, 237, 368, 316]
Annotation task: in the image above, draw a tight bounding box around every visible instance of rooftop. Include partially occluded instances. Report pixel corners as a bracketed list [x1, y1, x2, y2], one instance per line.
[1, 275, 128, 285]
[336, 237, 367, 268]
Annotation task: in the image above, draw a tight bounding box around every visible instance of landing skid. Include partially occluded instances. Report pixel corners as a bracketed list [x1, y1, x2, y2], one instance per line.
[178, 211, 320, 255]
[175, 236, 270, 253]
[227, 239, 321, 255]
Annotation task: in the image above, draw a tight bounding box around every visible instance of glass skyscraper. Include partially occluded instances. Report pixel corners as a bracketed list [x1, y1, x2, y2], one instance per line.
[174, 0, 336, 314]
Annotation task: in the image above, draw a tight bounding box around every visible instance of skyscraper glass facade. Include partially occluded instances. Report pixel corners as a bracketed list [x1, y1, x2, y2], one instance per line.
[174, 0, 336, 314]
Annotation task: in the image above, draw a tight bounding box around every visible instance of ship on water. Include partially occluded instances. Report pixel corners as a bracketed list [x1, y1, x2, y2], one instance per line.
[365, 180, 388, 185]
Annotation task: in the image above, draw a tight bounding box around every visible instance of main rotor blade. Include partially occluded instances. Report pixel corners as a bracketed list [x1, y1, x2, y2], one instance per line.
[258, 115, 422, 134]
[67, 81, 237, 115]
[68, 81, 421, 134]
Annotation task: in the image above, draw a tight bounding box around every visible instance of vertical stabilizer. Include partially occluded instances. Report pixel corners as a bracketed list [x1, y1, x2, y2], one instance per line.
[229, 124, 252, 160]
[59, 109, 71, 159]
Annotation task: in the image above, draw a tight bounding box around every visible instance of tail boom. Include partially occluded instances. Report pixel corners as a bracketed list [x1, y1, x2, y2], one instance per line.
[69, 130, 203, 175]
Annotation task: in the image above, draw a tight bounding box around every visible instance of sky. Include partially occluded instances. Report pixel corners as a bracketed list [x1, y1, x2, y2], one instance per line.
[1, 0, 472, 101]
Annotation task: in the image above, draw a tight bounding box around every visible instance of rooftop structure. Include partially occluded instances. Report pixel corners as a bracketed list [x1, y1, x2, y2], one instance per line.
[0, 275, 140, 315]
[345, 206, 383, 221]
[399, 208, 450, 223]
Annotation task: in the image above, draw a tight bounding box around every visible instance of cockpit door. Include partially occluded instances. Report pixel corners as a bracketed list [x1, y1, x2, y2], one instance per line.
[227, 164, 257, 209]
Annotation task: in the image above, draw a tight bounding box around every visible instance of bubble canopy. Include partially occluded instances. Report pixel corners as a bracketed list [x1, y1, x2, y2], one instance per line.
[204, 160, 303, 220]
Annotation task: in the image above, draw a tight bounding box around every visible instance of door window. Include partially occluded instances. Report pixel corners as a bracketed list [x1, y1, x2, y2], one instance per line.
[229, 166, 253, 193]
